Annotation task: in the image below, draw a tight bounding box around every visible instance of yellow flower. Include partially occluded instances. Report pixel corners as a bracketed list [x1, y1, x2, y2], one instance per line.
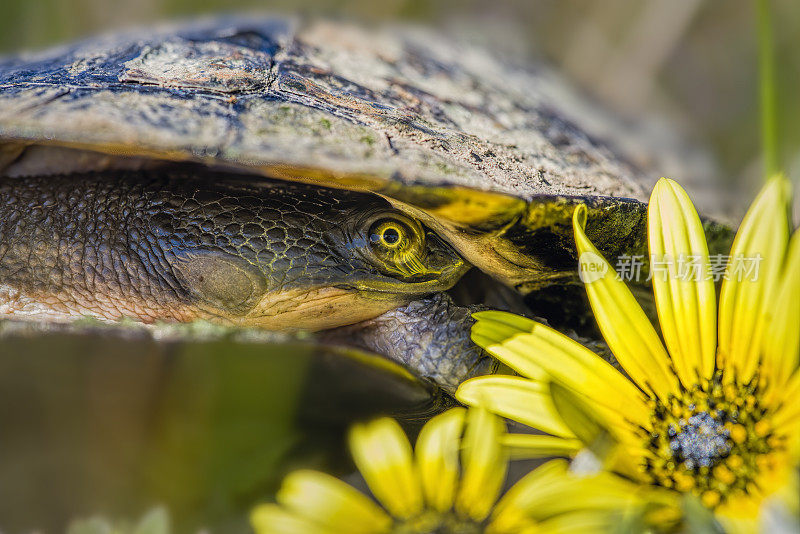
[251, 407, 645, 533]
[457, 176, 799, 531]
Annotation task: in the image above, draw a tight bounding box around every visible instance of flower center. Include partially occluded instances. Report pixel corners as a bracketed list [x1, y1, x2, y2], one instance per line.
[393, 512, 484, 534]
[642, 372, 779, 508]
[668, 411, 731, 470]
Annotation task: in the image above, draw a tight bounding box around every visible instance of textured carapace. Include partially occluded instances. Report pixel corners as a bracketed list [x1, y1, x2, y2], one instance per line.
[0, 17, 733, 390]
[0, 16, 730, 295]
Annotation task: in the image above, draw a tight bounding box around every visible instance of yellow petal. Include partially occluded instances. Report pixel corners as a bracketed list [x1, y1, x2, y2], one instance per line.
[763, 228, 800, 391]
[415, 407, 465, 513]
[495, 459, 650, 525]
[456, 407, 508, 521]
[276, 470, 391, 533]
[549, 381, 618, 464]
[501, 434, 583, 460]
[251, 504, 341, 534]
[348, 418, 423, 519]
[471, 311, 548, 381]
[488, 522, 541, 534]
[713, 498, 762, 534]
[490, 460, 568, 533]
[773, 370, 800, 429]
[456, 376, 575, 438]
[534, 511, 619, 534]
[608, 442, 653, 482]
[573, 205, 679, 399]
[471, 311, 651, 427]
[718, 175, 792, 382]
[648, 178, 716, 384]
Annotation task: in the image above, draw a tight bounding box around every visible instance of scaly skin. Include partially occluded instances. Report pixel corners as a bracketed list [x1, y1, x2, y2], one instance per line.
[0, 170, 467, 333]
[321, 293, 495, 393]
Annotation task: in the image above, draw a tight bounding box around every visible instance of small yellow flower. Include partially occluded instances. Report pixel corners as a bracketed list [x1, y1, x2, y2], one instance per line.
[457, 176, 799, 531]
[251, 407, 645, 533]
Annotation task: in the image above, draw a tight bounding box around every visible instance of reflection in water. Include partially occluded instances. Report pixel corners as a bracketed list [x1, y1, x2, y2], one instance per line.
[0, 323, 440, 532]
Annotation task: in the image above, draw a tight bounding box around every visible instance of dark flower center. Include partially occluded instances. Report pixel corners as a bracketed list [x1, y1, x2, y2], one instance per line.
[669, 411, 731, 469]
[641, 371, 781, 508]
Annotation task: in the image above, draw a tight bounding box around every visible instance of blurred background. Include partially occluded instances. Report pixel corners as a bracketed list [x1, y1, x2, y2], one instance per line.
[0, 325, 440, 532]
[2, 0, 799, 206]
[0, 1, 798, 531]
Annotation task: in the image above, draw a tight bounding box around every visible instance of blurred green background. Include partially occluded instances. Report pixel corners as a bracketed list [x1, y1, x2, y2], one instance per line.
[2, 0, 799, 203]
[0, 326, 439, 532]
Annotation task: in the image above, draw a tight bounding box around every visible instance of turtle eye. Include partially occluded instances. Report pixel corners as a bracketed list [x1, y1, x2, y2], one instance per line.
[369, 220, 407, 249]
[364, 215, 427, 277]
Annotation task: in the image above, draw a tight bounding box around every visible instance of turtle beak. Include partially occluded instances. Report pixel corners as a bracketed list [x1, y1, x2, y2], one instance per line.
[348, 229, 470, 297]
[413, 230, 471, 289]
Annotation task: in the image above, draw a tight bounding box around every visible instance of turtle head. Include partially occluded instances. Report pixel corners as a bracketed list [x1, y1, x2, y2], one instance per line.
[345, 210, 468, 293]
[0, 171, 468, 332]
[157, 177, 468, 331]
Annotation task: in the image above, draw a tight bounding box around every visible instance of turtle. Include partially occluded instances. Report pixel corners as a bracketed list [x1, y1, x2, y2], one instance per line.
[0, 16, 732, 391]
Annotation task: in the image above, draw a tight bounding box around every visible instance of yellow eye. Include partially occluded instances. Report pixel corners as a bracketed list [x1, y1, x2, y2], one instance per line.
[363, 215, 427, 278]
[369, 221, 406, 249]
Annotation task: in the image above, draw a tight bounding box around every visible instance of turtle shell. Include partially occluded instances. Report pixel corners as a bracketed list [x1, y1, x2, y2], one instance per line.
[0, 16, 729, 292]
